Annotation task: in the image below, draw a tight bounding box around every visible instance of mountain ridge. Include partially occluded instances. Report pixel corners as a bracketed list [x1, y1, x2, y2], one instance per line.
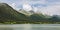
[0, 3, 60, 24]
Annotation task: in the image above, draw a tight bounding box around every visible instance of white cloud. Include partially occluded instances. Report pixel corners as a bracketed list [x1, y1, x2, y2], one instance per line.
[23, 3, 32, 11]
[29, 0, 47, 5]
[39, 5, 60, 16]
[0, 0, 60, 15]
[9, 3, 19, 10]
[11, 3, 16, 9]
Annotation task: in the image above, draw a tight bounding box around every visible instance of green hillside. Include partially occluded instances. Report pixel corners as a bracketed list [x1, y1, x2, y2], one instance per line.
[0, 3, 28, 24]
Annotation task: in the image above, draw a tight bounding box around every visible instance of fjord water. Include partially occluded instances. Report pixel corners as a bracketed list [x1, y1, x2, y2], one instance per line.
[0, 24, 60, 30]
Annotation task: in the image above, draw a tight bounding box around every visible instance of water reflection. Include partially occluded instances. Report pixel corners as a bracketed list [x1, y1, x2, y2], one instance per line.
[0, 24, 60, 30]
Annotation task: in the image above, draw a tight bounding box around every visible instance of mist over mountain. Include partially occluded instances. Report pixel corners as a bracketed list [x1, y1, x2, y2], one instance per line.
[19, 3, 60, 16]
[0, 3, 60, 24]
[0, 3, 29, 24]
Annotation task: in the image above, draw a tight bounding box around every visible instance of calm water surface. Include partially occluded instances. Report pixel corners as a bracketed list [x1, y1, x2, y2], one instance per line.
[0, 24, 60, 30]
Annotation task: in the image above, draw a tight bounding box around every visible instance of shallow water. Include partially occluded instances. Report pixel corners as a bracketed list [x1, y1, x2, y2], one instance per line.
[0, 24, 60, 30]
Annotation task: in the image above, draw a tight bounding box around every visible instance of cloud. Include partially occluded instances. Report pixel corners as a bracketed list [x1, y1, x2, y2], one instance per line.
[47, 0, 60, 5]
[9, 3, 16, 9]
[39, 5, 60, 16]
[23, 3, 32, 11]
[33, 7, 38, 13]
[0, 0, 47, 9]
[29, 0, 47, 5]
[11, 3, 16, 8]
[0, 0, 60, 15]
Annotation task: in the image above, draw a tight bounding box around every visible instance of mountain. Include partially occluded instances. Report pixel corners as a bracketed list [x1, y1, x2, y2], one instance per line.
[19, 9, 33, 16]
[0, 3, 28, 24]
[0, 3, 60, 24]
[0, 3, 51, 24]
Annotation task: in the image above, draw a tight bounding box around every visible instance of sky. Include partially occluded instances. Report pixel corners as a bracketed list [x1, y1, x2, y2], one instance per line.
[0, 0, 60, 16]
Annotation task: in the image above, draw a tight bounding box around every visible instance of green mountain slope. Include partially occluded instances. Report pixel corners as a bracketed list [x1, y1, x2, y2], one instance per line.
[0, 3, 28, 24]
